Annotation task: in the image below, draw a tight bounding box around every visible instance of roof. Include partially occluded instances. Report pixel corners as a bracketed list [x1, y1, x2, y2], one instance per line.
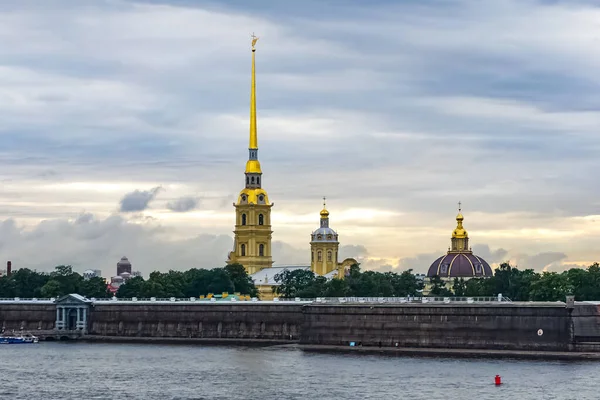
[251, 266, 310, 286]
[427, 252, 493, 278]
[56, 293, 93, 304]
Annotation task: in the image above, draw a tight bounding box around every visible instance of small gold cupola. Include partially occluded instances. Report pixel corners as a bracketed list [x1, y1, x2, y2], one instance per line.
[450, 202, 470, 252]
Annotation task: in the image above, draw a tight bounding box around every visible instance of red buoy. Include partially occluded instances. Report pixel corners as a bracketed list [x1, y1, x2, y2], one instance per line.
[495, 375, 502, 385]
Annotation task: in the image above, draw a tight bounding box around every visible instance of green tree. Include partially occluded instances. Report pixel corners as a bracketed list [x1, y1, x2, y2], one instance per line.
[40, 280, 63, 298]
[529, 272, 573, 301]
[79, 277, 110, 298]
[116, 276, 145, 298]
[224, 263, 258, 296]
[274, 269, 319, 298]
[452, 278, 467, 296]
[429, 275, 452, 296]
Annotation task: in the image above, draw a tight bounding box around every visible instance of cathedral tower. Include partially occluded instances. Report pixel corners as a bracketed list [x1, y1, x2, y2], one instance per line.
[310, 198, 340, 276]
[226, 35, 273, 275]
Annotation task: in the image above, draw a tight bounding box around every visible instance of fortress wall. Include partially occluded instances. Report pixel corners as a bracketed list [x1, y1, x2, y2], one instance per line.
[0, 300, 589, 352]
[300, 303, 573, 351]
[0, 303, 56, 331]
[88, 303, 304, 340]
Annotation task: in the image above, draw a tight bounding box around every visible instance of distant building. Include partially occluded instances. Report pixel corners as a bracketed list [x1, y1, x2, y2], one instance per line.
[117, 256, 132, 275]
[108, 256, 139, 295]
[83, 269, 102, 280]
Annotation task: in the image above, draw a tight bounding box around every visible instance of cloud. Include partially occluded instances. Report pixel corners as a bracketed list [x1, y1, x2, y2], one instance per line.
[166, 196, 200, 212]
[513, 251, 568, 271]
[119, 187, 162, 212]
[0, 0, 598, 274]
[471, 244, 509, 265]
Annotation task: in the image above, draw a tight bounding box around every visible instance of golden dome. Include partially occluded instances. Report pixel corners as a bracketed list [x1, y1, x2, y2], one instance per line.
[245, 160, 262, 174]
[320, 208, 329, 218]
[237, 188, 270, 205]
[452, 212, 468, 238]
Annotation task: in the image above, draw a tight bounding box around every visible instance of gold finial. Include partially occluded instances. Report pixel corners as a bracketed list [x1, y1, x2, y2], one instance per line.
[320, 197, 329, 218]
[452, 202, 467, 238]
[251, 33, 259, 50]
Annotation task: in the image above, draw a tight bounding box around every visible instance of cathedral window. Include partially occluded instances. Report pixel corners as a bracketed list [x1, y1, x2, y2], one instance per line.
[327, 234, 332, 240]
[251, 176, 255, 184]
[317, 251, 322, 262]
[258, 214, 264, 225]
[317, 234, 322, 240]
[327, 251, 332, 262]
[246, 177, 249, 185]
[311, 251, 314, 261]
[258, 195, 264, 203]
[241, 244, 246, 256]
[259, 244, 264, 256]
[257, 177, 260, 185]
[242, 214, 247, 225]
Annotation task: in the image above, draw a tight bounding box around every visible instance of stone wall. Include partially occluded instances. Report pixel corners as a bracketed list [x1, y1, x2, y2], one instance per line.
[572, 303, 600, 342]
[89, 303, 304, 339]
[0, 300, 586, 352]
[300, 303, 573, 351]
[0, 303, 55, 331]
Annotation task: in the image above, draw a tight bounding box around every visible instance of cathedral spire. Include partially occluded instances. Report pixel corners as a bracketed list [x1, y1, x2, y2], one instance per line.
[245, 34, 262, 176]
[245, 34, 262, 175]
[249, 33, 258, 150]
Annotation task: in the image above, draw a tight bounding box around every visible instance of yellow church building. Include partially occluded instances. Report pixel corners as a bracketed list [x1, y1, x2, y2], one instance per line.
[226, 36, 356, 299]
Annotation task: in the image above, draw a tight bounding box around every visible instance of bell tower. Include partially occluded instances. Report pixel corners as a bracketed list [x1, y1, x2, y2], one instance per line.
[227, 34, 274, 275]
[310, 198, 340, 276]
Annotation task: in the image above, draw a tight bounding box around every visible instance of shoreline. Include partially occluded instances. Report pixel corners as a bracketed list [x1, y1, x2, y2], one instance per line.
[79, 335, 296, 347]
[298, 344, 600, 360]
[62, 336, 600, 360]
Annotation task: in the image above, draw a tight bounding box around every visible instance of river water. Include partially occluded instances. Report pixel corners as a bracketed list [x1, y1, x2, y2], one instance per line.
[0, 342, 597, 399]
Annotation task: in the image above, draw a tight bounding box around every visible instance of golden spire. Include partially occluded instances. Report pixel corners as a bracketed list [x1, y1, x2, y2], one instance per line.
[245, 33, 261, 174]
[249, 33, 258, 150]
[320, 196, 329, 218]
[452, 201, 468, 239]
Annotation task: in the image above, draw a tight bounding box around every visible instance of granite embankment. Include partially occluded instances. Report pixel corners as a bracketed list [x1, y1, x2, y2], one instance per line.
[3, 298, 600, 355]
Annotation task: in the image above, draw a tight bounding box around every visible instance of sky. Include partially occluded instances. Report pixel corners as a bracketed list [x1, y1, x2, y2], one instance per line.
[0, 0, 599, 277]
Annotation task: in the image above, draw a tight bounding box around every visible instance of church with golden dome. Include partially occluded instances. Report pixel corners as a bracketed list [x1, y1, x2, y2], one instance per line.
[226, 36, 356, 299]
[427, 204, 493, 280]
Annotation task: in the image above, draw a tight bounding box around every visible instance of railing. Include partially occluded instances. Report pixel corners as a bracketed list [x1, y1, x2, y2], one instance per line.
[0, 295, 512, 304]
[0, 297, 55, 303]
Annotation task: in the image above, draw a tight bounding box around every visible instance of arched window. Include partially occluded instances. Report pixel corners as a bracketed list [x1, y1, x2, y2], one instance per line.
[241, 214, 247, 225]
[317, 251, 322, 262]
[258, 214, 264, 225]
[241, 244, 246, 256]
[327, 251, 332, 262]
[251, 176, 255, 184]
[311, 251, 314, 261]
[246, 176, 249, 185]
[259, 244, 264, 256]
[257, 177, 260, 185]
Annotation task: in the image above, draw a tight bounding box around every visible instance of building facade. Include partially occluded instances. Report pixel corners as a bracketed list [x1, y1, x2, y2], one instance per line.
[226, 35, 273, 276]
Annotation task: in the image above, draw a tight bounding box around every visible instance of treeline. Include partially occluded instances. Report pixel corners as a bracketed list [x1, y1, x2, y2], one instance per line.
[431, 262, 600, 302]
[2, 262, 600, 302]
[0, 264, 258, 299]
[273, 264, 424, 298]
[115, 264, 258, 298]
[0, 265, 110, 299]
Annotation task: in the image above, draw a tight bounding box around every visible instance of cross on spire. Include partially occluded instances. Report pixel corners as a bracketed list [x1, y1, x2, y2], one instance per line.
[458, 201, 462, 212]
[323, 196, 327, 208]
